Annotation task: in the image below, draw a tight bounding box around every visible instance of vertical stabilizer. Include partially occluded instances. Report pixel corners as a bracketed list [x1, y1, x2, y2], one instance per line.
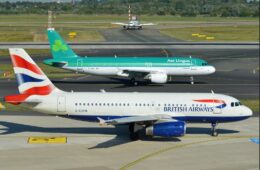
[5, 48, 61, 105]
[47, 28, 78, 59]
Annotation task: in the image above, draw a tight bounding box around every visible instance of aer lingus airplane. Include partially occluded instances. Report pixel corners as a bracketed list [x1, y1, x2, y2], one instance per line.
[44, 28, 215, 85]
[5, 48, 252, 140]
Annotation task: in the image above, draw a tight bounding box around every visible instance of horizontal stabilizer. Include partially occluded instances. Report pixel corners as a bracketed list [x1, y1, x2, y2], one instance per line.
[4, 94, 41, 105]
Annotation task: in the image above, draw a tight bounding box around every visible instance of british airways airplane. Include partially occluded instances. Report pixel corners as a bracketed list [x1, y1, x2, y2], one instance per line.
[5, 48, 252, 140]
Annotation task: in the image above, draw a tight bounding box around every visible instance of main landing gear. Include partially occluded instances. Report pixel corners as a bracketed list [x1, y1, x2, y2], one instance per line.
[129, 123, 141, 140]
[130, 78, 138, 86]
[211, 123, 218, 136]
[190, 76, 194, 85]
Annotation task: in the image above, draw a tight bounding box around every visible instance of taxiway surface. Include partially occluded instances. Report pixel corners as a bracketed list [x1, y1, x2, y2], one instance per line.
[0, 113, 258, 170]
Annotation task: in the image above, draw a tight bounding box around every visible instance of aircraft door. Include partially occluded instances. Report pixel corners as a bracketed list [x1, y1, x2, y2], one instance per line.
[190, 58, 196, 71]
[57, 96, 66, 112]
[77, 59, 83, 72]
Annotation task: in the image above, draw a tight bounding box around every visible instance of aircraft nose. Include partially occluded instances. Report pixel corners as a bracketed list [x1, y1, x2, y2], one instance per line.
[208, 66, 216, 74]
[242, 106, 253, 117]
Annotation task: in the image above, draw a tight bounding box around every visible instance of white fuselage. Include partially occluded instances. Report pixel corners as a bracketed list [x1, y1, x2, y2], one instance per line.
[32, 92, 252, 123]
[65, 66, 216, 76]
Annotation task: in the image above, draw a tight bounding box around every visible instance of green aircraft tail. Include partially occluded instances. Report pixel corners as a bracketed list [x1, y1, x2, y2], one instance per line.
[47, 28, 78, 59]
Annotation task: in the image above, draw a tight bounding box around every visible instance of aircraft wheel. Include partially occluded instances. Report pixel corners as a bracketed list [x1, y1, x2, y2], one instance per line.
[129, 123, 139, 141]
[212, 131, 218, 137]
[211, 123, 218, 137]
[131, 78, 138, 86]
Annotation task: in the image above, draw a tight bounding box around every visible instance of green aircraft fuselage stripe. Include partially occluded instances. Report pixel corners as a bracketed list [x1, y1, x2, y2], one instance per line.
[44, 57, 209, 68]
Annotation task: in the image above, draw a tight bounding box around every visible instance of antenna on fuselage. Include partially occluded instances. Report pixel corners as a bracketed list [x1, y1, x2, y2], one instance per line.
[211, 90, 215, 94]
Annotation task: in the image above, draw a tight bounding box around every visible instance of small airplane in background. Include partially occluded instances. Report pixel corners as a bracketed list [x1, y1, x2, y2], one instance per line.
[4, 48, 252, 140]
[44, 28, 216, 85]
[112, 5, 154, 30]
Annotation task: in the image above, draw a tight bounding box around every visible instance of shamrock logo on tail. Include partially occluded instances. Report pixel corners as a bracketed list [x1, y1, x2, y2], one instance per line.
[52, 40, 68, 52]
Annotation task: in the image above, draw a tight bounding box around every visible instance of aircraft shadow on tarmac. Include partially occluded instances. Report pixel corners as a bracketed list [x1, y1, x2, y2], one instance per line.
[0, 121, 239, 148]
[52, 77, 207, 88]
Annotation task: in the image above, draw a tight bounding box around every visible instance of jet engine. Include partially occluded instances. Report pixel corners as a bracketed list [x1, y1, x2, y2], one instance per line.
[148, 73, 168, 84]
[146, 120, 186, 137]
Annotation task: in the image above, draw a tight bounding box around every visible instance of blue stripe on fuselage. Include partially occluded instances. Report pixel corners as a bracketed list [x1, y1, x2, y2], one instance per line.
[60, 115, 251, 123]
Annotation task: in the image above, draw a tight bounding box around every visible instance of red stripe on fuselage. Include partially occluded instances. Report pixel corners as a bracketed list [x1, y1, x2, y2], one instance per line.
[11, 54, 43, 75]
[193, 99, 225, 104]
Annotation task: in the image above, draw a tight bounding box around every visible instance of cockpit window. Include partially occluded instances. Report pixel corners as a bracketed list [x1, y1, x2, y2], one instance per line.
[202, 63, 208, 66]
[231, 102, 241, 107]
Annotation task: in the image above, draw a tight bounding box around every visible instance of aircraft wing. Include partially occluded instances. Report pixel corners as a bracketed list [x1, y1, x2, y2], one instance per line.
[97, 114, 172, 125]
[120, 69, 163, 78]
[112, 22, 128, 26]
[140, 23, 155, 26]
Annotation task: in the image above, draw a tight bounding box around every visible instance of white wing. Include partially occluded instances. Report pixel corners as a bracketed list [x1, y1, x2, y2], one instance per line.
[111, 22, 128, 26]
[140, 23, 155, 26]
[98, 114, 172, 125]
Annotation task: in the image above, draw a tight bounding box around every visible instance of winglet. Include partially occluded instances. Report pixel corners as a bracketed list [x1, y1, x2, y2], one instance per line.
[97, 117, 107, 126]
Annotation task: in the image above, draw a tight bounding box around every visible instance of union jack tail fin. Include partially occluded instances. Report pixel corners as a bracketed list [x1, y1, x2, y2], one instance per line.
[4, 48, 61, 105]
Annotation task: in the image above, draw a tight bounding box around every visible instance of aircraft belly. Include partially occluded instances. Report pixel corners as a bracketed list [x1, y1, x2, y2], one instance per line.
[84, 67, 118, 75]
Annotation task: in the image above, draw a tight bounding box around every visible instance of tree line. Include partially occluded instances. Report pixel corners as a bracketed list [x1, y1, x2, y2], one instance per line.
[0, 0, 259, 17]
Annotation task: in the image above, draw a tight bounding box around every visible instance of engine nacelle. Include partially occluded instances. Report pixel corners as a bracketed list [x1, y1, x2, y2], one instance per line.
[146, 121, 186, 137]
[149, 73, 168, 84]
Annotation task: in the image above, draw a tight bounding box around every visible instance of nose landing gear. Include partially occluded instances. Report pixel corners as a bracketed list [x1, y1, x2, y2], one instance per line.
[190, 76, 194, 85]
[211, 122, 218, 136]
